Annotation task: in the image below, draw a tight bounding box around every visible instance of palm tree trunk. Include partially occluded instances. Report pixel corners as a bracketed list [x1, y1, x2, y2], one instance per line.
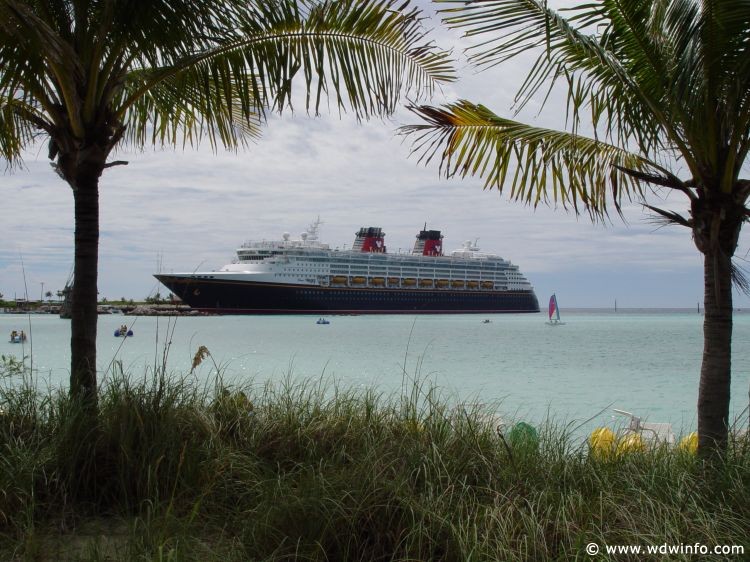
[70, 163, 102, 411]
[697, 248, 733, 457]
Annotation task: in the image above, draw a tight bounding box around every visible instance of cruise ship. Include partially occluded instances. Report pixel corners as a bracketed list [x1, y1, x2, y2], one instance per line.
[154, 220, 539, 314]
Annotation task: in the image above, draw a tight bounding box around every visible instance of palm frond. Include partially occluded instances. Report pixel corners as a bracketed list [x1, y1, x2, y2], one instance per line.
[731, 260, 750, 298]
[120, 64, 265, 150]
[0, 120, 25, 165]
[118, 0, 456, 123]
[434, 0, 669, 153]
[1, 0, 453, 159]
[402, 100, 656, 219]
[0, 96, 44, 165]
[642, 204, 691, 229]
[0, 0, 86, 134]
[433, 0, 750, 189]
[698, 0, 750, 190]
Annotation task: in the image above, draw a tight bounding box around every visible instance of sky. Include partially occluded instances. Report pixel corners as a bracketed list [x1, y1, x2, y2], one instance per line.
[2, 1, 749, 309]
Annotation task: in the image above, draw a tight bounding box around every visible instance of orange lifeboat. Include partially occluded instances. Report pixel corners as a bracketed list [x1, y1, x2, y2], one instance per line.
[467, 281, 479, 289]
[330, 276, 347, 284]
[351, 276, 366, 285]
[419, 279, 434, 287]
[451, 280, 464, 288]
[481, 281, 494, 289]
[436, 279, 449, 288]
[387, 277, 400, 286]
[402, 278, 417, 286]
[370, 277, 385, 286]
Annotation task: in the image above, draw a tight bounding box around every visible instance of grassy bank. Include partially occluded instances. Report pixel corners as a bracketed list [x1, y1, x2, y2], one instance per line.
[1, 359, 748, 561]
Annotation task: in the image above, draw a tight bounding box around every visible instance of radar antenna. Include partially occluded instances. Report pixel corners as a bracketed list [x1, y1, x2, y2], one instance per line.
[307, 216, 323, 240]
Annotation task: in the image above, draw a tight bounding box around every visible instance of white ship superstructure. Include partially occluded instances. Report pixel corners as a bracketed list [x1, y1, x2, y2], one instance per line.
[203, 220, 534, 292]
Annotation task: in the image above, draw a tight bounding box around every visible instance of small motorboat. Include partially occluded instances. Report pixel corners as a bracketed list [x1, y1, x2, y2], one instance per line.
[114, 325, 134, 337]
[9, 330, 27, 343]
[482, 319, 492, 324]
[316, 318, 330, 325]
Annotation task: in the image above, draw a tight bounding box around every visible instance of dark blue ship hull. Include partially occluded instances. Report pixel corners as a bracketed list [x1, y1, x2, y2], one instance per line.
[155, 275, 540, 314]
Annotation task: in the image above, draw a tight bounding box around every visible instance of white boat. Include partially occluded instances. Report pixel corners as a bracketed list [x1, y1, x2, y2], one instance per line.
[546, 293, 565, 325]
[316, 318, 330, 325]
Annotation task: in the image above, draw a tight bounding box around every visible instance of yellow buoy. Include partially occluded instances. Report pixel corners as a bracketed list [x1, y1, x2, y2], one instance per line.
[616, 432, 644, 454]
[678, 432, 698, 455]
[589, 427, 615, 458]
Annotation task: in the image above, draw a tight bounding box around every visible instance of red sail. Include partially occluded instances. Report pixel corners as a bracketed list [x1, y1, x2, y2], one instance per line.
[548, 295, 557, 320]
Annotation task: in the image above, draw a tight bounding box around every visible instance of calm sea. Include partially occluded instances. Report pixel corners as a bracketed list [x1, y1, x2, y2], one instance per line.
[2, 310, 749, 436]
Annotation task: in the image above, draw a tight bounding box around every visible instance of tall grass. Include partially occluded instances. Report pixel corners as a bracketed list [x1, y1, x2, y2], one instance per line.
[1, 357, 748, 561]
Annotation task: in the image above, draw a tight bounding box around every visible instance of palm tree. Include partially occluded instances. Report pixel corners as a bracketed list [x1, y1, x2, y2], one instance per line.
[0, 0, 453, 412]
[403, 0, 749, 457]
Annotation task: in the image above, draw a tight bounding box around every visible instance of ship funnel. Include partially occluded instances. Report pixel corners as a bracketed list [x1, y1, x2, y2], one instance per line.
[413, 229, 443, 256]
[353, 227, 386, 253]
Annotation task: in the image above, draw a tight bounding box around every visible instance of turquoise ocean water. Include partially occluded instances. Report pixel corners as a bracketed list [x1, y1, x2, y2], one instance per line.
[2, 310, 749, 436]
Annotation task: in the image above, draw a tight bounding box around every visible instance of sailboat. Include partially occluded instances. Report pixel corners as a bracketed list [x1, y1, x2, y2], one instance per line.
[546, 293, 565, 326]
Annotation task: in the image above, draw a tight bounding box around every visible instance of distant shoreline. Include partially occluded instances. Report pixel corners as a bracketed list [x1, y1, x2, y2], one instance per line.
[0, 303, 210, 316]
